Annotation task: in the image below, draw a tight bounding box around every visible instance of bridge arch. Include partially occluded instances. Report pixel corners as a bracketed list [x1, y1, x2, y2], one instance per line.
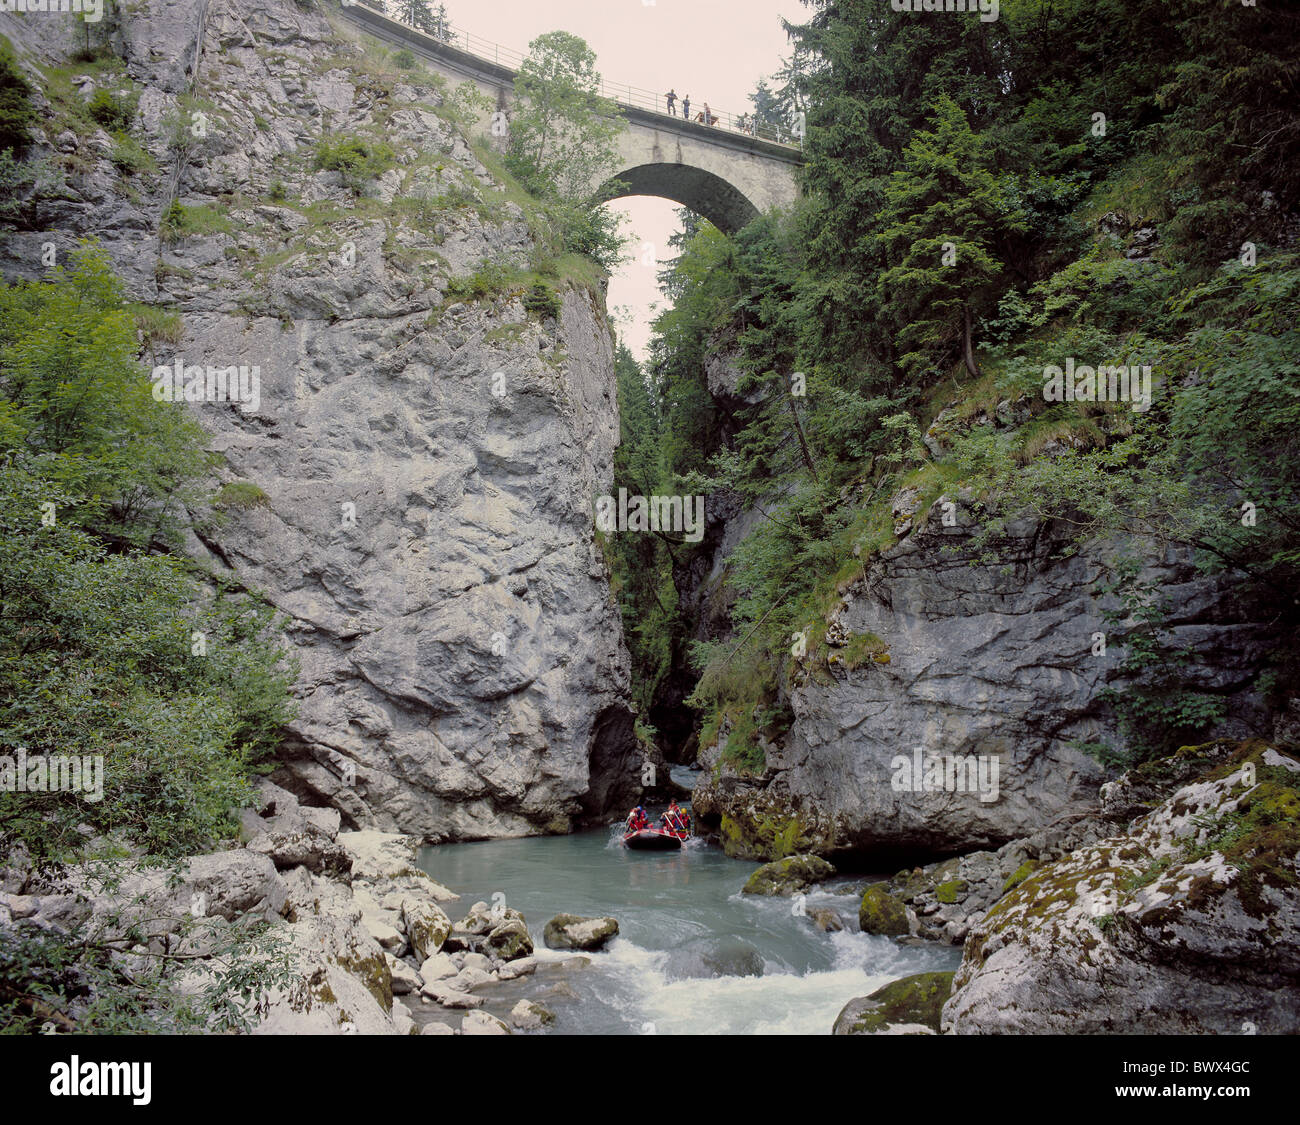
[600, 164, 760, 235]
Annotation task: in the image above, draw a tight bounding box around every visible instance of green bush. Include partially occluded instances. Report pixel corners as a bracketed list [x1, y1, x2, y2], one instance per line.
[109, 131, 154, 175]
[87, 87, 137, 133]
[0, 248, 298, 863]
[314, 134, 396, 194]
[160, 201, 231, 243]
[215, 481, 271, 510]
[443, 261, 526, 303]
[393, 48, 416, 69]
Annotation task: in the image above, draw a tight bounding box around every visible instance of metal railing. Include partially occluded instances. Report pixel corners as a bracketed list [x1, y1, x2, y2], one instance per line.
[346, 2, 803, 150]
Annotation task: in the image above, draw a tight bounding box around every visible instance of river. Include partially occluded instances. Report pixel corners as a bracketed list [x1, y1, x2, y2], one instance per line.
[414, 770, 961, 1035]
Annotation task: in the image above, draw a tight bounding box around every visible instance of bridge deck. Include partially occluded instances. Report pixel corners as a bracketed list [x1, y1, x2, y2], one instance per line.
[340, 4, 805, 167]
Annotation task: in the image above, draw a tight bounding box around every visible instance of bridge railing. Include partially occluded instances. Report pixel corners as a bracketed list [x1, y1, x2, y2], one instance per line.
[347, 3, 803, 150]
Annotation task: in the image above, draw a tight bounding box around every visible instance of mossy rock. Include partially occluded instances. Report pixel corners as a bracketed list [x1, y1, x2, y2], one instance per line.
[889, 866, 930, 899]
[833, 971, 956, 1035]
[934, 879, 967, 905]
[742, 854, 836, 896]
[543, 914, 619, 951]
[485, 918, 534, 961]
[858, 883, 909, 935]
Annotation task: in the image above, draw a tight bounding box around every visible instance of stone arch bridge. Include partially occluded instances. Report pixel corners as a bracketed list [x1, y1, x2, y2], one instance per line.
[341, 4, 803, 233]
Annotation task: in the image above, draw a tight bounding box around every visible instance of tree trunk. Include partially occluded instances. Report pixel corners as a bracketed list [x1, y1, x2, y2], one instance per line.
[962, 303, 980, 378]
[787, 389, 819, 483]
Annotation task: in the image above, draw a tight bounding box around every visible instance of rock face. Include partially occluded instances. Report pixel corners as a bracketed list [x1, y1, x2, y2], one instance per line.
[741, 854, 835, 896]
[543, 913, 619, 951]
[943, 743, 1300, 1034]
[0, 0, 640, 840]
[694, 501, 1276, 860]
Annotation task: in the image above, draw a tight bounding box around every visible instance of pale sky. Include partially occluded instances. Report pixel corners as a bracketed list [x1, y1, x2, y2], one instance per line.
[440, 0, 802, 361]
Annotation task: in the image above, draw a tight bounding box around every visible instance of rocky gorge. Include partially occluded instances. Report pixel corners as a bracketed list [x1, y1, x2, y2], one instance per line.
[1, 0, 1297, 1042]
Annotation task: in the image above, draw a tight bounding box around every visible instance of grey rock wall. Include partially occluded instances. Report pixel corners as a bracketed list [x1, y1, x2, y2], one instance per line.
[0, 0, 639, 838]
[693, 493, 1275, 860]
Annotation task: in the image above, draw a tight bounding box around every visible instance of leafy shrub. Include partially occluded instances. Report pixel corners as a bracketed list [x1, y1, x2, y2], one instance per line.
[109, 131, 154, 175]
[443, 261, 526, 303]
[160, 201, 230, 243]
[215, 481, 271, 510]
[314, 134, 396, 194]
[87, 87, 137, 133]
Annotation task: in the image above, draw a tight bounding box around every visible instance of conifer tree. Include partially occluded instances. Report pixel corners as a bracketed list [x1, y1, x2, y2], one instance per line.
[876, 94, 1026, 378]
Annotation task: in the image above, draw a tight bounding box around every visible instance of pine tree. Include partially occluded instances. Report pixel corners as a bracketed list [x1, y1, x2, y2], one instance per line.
[876, 95, 1025, 378]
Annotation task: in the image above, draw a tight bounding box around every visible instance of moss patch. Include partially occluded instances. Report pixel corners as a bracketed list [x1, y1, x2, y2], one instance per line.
[1001, 859, 1039, 894]
[935, 879, 967, 905]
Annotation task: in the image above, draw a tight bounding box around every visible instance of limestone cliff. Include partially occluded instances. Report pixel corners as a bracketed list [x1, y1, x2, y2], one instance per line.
[686, 366, 1279, 862]
[0, 0, 640, 838]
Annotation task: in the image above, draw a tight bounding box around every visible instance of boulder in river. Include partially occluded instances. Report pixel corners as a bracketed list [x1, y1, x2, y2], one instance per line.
[664, 934, 764, 981]
[420, 983, 483, 1009]
[418, 952, 458, 982]
[497, 956, 538, 981]
[833, 971, 955, 1035]
[485, 917, 534, 961]
[741, 854, 836, 896]
[858, 883, 910, 936]
[462, 1011, 512, 1035]
[510, 999, 556, 1030]
[543, 913, 620, 951]
[808, 908, 844, 932]
[385, 953, 423, 996]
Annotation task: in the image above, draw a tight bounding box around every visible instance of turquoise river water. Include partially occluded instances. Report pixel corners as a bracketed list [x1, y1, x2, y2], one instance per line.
[414, 770, 960, 1035]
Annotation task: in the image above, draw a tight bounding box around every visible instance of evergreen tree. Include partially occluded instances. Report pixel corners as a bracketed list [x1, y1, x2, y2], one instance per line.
[876, 94, 1026, 378]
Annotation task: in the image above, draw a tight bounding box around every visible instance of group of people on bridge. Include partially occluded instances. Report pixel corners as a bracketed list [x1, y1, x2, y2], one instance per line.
[664, 90, 717, 127]
[663, 90, 788, 143]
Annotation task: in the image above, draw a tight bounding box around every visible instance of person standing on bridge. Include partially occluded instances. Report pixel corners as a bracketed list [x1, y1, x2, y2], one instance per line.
[703, 102, 715, 125]
[665, 89, 677, 115]
[682, 95, 690, 121]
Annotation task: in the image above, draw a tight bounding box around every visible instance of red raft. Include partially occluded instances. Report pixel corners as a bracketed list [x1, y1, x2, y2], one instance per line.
[622, 828, 686, 851]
